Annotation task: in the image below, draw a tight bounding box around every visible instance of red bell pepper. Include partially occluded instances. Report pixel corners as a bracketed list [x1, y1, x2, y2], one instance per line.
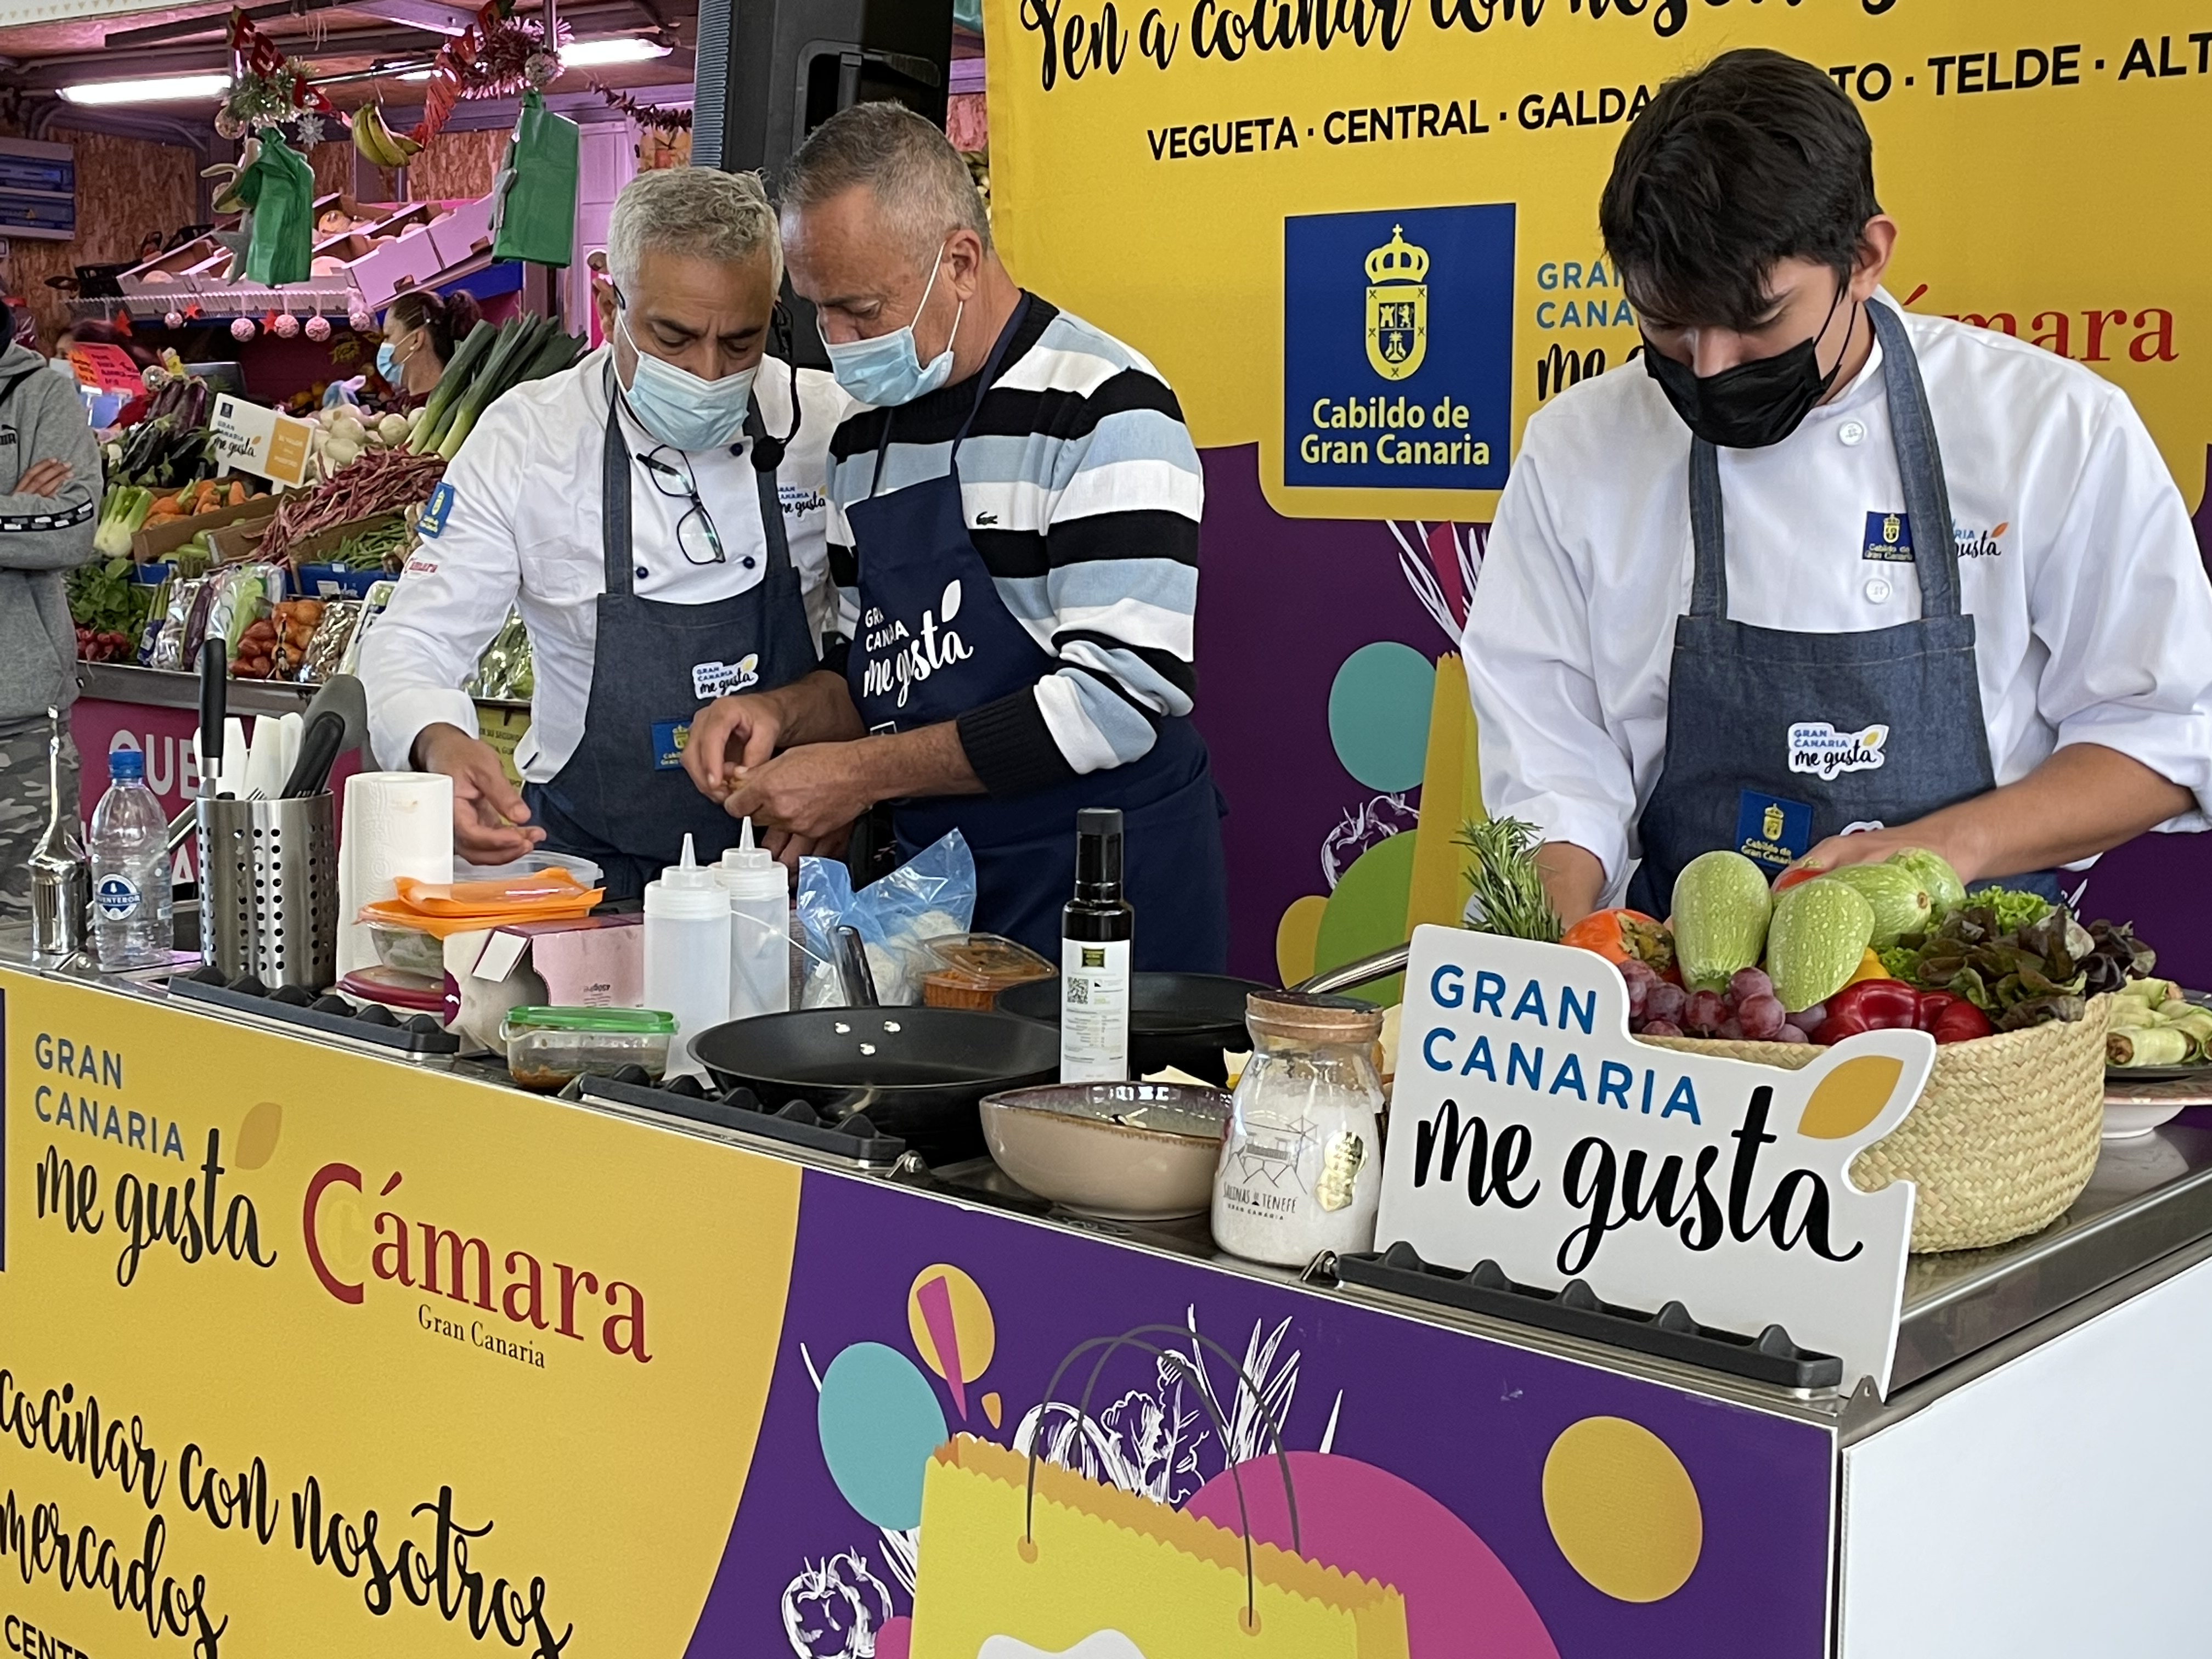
[1921, 994, 1994, 1045]
[1811, 978, 1921, 1044]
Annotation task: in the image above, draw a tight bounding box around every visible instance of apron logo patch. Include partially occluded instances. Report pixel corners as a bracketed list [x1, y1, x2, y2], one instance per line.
[1735, 789, 1814, 872]
[651, 719, 691, 770]
[417, 481, 456, 539]
[692, 655, 761, 699]
[1788, 721, 1890, 781]
[1861, 510, 1914, 562]
[859, 580, 973, 710]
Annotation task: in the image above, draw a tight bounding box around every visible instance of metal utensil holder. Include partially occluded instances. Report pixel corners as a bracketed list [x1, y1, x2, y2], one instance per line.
[196, 793, 339, 991]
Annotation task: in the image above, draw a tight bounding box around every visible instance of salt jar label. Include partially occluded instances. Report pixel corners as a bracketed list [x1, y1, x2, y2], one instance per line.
[1375, 924, 1932, 1395]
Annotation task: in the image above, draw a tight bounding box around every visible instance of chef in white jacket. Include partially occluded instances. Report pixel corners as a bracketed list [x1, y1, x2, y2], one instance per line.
[1464, 49, 2212, 924]
[362, 167, 850, 900]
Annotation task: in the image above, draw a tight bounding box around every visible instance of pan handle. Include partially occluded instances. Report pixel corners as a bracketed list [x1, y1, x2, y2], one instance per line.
[1293, 943, 1412, 997]
[836, 925, 880, 1008]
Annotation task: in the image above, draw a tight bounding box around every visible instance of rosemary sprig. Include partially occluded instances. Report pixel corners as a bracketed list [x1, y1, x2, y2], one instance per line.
[1454, 816, 1562, 943]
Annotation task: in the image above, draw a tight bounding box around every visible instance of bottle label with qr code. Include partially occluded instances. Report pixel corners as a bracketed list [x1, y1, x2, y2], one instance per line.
[1059, 937, 1131, 1082]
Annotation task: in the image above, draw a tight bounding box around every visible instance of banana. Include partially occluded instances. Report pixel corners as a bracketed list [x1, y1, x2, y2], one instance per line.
[351, 104, 421, 170]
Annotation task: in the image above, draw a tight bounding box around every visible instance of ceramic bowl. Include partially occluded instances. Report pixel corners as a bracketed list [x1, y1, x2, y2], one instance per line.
[980, 1082, 1230, 1221]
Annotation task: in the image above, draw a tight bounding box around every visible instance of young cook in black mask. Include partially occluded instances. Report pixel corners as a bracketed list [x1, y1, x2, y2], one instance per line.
[1463, 47, 2212, 930]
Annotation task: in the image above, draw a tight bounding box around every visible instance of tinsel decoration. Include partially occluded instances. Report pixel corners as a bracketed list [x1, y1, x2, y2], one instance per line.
[304, 315, 332, 342]
[410, 0, 569, 144]
[271, 312, 301, 338]
[230, 317, 257, 341]
[347, 306, 375, 332]
[162, 310, 184, 330]
[590, 82, 692, 131]
[219, 13, 338, 133]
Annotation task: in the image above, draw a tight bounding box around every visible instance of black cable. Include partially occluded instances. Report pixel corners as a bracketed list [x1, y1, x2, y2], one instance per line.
[746, 300, 802, 472]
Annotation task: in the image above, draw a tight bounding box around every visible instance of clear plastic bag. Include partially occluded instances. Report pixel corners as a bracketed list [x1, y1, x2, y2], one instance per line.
[795, 830, 977, 1007]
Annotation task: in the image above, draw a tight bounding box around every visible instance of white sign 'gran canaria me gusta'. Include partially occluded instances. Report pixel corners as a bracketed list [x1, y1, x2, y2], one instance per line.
[1377, 926, 1934, 1394]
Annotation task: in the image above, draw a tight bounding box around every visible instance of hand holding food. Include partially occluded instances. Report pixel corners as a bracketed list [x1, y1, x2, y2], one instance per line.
[680, 691, 787, 800]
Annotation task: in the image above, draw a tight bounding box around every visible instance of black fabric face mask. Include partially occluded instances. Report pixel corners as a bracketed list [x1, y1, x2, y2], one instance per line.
[1641, 281, 1856, 450]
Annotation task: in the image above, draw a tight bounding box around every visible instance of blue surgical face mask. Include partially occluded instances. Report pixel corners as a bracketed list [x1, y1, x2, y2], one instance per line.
[822, 244, 963, 407]
[617, 311, 758, 450]
[376, 340, 400, 383]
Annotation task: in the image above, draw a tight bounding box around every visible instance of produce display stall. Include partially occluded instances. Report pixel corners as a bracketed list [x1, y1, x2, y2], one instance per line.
[2, 938, 2207, 1658]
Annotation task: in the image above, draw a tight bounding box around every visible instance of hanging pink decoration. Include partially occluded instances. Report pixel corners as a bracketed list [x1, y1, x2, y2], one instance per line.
[231, 317, 257, 341]
[271, 312, 301, 338]
[304, 315, 332, 342]
[348, 306, 375, 332]
[162, 310, 185, 330]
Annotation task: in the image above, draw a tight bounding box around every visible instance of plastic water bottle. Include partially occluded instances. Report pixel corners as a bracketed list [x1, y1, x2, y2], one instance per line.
[716, 818, 792, 1021]
[88, 748, 173, 971]
[642, 833, 731, 1081]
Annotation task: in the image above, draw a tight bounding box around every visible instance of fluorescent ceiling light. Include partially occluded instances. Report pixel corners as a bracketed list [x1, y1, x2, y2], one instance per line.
[60, 73, 230, 106]
[560, 37, 669, 66]
[395, 68, 433, 80]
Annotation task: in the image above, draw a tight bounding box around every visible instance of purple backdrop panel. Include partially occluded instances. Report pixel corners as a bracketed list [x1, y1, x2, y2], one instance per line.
[687, 1167, 1834, 1659]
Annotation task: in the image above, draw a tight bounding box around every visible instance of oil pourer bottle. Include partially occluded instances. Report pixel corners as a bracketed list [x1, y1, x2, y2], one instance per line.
[643, 833, 731, 1081]
[1060, 808, 1133, 1083]
[716, 817, 791, 1020]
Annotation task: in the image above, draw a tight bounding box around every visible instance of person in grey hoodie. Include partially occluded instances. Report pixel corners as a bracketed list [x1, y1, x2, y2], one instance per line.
[0, 308, 101, 918]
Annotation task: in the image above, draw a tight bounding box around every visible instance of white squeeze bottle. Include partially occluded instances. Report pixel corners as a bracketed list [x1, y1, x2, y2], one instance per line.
[716, 818, 792, 1020]
[642, 833, 732, 1081]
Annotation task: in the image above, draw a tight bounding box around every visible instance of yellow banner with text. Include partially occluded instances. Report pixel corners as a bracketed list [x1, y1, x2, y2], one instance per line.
[984, 0, 2212, 521]
[0, 969, 800, 1658]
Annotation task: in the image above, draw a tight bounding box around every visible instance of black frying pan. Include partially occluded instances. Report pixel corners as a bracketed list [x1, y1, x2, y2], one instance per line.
[995, 973, 1269, 1086]
[691, 1008, 1060, 1163]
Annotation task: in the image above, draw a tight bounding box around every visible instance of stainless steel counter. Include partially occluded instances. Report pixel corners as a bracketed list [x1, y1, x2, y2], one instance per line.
[76, 660, 529, 716]
[12, 924, 2211, 1427]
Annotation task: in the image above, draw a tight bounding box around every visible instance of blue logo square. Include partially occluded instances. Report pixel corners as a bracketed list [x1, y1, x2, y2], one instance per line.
[1284, 203, 1515, 490]
[1861, 510, 1914, 562]
[651, 719, 691, 771]
[418, 481, 456, 540]
[1735, 788, 1815, 872]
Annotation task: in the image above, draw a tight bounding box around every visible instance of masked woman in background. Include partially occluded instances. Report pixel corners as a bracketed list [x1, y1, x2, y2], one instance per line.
[380, 289, 482, 397]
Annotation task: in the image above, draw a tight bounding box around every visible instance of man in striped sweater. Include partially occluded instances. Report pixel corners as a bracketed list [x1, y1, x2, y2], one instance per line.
[683, 101, 1228, 970]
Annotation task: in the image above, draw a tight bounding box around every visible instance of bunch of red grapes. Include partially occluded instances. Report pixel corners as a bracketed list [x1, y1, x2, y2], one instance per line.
[1618, 961, 1827, 1045]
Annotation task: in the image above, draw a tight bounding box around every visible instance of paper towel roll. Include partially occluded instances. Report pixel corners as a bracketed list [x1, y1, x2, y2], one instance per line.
[337, 771, 454, 975]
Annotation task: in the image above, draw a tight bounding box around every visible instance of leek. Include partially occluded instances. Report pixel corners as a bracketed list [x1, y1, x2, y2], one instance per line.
[435, 318, 547, 461]
[408, 318, 498, 453]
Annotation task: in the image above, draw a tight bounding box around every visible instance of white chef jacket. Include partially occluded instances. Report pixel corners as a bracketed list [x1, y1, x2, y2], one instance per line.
[1463, 297, 2212, 899]
[363, 348, 851, 782]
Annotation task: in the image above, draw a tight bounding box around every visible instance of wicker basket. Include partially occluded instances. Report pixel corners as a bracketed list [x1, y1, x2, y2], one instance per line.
[1642, 995, 2111, 1254]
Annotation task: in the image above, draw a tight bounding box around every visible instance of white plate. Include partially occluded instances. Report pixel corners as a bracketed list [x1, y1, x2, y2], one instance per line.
[2101, 1099, 2190, 1139]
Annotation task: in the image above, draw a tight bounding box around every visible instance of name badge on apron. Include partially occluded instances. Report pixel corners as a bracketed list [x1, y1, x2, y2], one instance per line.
[1735, 788, 1814, 872]
[650, 719, 692, 771]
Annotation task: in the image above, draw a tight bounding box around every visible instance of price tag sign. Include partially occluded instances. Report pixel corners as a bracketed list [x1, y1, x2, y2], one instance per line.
[210, 393, 313, 489]
[66, 342, 142, 396]
[1378, 925, 1934, 1395]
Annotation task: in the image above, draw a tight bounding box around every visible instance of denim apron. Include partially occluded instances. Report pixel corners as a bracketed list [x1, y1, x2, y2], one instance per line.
[843, 302, 1230, 970]
[526, 369, 818, 901]
[1627, 301, 2059, 916]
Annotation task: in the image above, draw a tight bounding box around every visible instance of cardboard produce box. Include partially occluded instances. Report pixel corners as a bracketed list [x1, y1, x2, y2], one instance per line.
[131, 495, 278, 564]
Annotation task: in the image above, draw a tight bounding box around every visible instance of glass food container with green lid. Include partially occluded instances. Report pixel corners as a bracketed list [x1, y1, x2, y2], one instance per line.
[500, 1006, 677, 1091]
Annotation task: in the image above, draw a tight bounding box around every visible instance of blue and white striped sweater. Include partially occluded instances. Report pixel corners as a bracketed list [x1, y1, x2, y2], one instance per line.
[826, 298, 1204, 795]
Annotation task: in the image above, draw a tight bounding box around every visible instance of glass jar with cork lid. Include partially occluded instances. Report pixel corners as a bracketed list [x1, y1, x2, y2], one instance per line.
[1211, 990, 1385, 1266]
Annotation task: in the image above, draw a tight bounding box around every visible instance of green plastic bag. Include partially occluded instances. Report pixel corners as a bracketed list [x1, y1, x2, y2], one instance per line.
[491, 92, 580, 267]
[237, 134, 315, 286]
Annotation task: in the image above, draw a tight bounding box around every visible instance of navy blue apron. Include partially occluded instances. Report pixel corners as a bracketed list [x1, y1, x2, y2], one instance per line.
[526, 369, 818, 902]
[843, 302, 1229, 970]
[1627, 300, 2059, 916]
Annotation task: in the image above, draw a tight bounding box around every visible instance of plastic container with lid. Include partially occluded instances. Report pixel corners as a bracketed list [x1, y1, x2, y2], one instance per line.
[715, 818, 791, 1022]
[500, 1006, 676, 1091]
[366, 919, 446, 978]
[644, 833, 730, 1080]
[1211, 991, 1386, 1266]
[920, 931, 1056, 1010]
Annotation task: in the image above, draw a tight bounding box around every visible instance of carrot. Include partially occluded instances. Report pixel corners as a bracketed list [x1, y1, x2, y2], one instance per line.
[228, 478, 249, 507]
